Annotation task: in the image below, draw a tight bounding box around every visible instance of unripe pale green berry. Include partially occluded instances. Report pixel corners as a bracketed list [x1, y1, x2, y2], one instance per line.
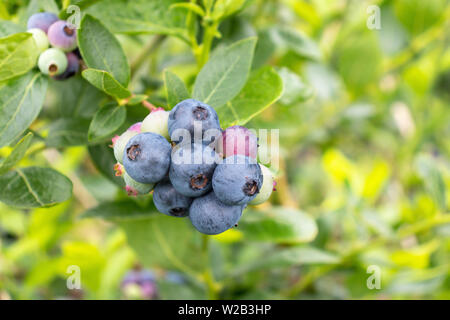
[141, 109, 170, 140]
[113, 130, 139, 163]
[123, 171, 154, 196]
[27, 28, 49, 54]
[38, 48, 68, 76]
[249, 164, 274, 205]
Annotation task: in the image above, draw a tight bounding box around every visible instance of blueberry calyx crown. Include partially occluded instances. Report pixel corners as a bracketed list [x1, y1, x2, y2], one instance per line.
[63, 25, 74, 36]
[169, 207, 187, 217]
[48, 64, 58, 74]
[243, 179, 259, 196]
[127, 144, 141, 161]
[190, 174, 208, 190]
[193, 106, 208, 120]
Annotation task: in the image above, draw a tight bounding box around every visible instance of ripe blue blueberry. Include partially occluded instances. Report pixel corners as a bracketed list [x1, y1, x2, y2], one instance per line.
[168, 99, 221, 145]
[153, 178, 192, 217]
[169, 143, 218, 197]
[123, 132, 171, 184]
[47, 20, 77, 51]
[54, 52, 79, 80]
[212, 155, 263, 205]
[189, 192, 243, 235]
[27, 12, 58, 33]
[38, 48, 68, 76]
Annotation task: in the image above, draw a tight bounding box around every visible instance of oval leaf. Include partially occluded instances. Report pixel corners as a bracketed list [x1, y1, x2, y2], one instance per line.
[0, 20, 25, 37]
[238, 207, 318, 244]
[119, 216, 206, 273]
[217, 66, 283, 127]
[0, 167, 73, 208]
[0, 71, 48, 148]
[81, 199, 156, 221]
[164, 69, 190, 108]
[193, 37, 257, 109]
[0, 132, 33, 175]
[46, 118, 90, 148]
[0, 32, 38, 81]
[85, 0, 187, 39]
[78, 14, 130, 86]
[88, 103, 127, 141]
[82, 68, 131, 99]
[88, 144, 125, 187]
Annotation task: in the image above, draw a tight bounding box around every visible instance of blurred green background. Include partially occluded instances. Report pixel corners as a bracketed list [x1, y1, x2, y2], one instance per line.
[1, 0, 450, 300]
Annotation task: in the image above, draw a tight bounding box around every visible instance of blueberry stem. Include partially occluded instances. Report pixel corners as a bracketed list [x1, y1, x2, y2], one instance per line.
[130, 35, 166, 78]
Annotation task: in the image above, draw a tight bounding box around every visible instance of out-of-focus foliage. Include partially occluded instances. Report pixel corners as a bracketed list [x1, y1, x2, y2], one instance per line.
[1, 0, 450, 300]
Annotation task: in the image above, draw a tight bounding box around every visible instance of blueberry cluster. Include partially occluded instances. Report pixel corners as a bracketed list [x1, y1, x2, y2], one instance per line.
[111, 99, 275, 235]
[27, 12, 80, 80]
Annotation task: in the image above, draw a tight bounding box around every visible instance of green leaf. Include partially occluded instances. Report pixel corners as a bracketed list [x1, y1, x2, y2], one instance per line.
[238, 207, 318, 244]
[78, 14, 130, 87]
[217, 66, 283, 127]
[88, 144, 125, 187]
[170, 3, 205, 16]
[85, 0, 187, 40]
[0, 20, 25, 37]
[0, 132, 33, 175]
[334, 29, 381, 92]
[233, 246, 340, 275]
[46, 118, 90, 148]
[271, 27, 321, 60]
[82, 69, 131, 99]
[193, 37, 257, 109]
[81, 199, 155, 221]
[0, 167, 72, 208]
[0, 71, 48, 148]
[88, 103, 127, 141]
[83, 200, 206, 274]
[212, 0, 246, 20]
[49, 75, 105, 119]
[416, 155, 447, 211]
[394, 0, 447, 35]
[0, 32, 39, 82]
[118, 216, 206, 274]
[126, 94, 148, 106]
[164, 70, 190, 108]
[278, 67, 314, 105]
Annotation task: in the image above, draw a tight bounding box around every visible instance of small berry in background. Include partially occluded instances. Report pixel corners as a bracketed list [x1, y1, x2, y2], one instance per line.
[47, 20, 77, 52]
[54, 52, 79, 80]
[27, 12, 58, 33]
[38, 48, 68, 76]
[27, 28, 49, 54]
[121, 269, 158, 300]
